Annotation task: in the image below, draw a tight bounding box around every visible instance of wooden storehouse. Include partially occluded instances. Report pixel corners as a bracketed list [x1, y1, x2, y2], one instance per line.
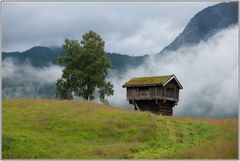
[122, 74, 183, 116]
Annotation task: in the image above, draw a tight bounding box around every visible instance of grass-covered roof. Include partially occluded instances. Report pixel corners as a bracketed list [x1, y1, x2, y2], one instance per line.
[122, 75, 174, 87]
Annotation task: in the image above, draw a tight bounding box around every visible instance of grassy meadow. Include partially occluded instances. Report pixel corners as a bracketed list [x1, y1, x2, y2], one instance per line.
[2, 99, 238, 159]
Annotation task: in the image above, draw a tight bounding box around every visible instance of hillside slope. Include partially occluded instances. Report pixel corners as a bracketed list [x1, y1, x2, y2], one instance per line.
[2, 99, 238, 159]
[160, 1, 238, 54]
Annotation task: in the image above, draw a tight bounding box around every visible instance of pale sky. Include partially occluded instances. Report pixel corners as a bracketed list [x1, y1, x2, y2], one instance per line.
[3, 2, 217, 56]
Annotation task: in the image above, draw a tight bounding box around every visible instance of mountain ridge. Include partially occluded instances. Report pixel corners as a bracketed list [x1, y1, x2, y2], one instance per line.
[159, 1, 238, 54]
[2, 1, 238, 99]
[2, 46, 146, 71]
[3, 2, 238, 68]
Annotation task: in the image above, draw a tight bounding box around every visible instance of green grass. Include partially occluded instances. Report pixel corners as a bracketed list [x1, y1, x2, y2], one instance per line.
[122, 75, 173, 87]
[2, 99, 238, 159]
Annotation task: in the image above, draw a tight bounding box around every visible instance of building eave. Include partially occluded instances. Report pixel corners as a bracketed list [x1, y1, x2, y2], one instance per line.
[162, 75, 183, 89]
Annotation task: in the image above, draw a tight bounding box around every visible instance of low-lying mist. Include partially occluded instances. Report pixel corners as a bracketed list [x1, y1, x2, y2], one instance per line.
[2, 26, 237, 118]
[2, 58, 63, 98]
[108, 26, 238, 118]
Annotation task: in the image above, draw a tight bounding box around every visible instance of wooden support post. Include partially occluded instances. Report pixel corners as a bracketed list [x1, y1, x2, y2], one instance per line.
[155, 87, 157, 98]
[134, 102, 140, 111]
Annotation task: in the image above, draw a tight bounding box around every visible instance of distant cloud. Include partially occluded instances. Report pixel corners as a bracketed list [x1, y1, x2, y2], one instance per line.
[3, 2, 216, 55]
[2, 58, 63, 84]
[108, 26, 238, 118]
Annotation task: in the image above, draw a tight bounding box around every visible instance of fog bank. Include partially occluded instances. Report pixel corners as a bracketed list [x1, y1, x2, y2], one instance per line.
[108, 26, 238, 118]
[2, 58, 63, 98]
[2, 26, 238, 117]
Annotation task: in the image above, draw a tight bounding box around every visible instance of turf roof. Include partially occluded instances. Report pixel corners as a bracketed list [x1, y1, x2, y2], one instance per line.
[122, 75, 174, 87]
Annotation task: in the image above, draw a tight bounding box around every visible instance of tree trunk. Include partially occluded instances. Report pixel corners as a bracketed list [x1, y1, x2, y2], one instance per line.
[88, 96, 90, 101]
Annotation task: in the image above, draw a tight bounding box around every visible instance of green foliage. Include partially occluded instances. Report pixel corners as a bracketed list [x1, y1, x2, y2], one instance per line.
[98, 81, 114, 102]
[56, 31, 114, 101]
[55, 79, 72, 99]
[2, 99, 238, 159]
